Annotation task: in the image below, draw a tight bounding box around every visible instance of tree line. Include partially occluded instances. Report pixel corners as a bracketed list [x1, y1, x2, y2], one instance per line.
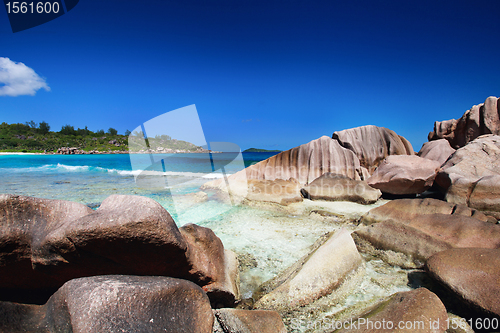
[0, 121, 130, 152]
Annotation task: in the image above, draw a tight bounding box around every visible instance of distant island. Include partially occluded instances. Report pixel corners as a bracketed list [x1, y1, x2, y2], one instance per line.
[243, 148, 282, 153]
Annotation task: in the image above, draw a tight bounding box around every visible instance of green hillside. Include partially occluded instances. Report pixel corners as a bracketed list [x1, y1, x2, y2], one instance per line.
[0, 121, 203, 153]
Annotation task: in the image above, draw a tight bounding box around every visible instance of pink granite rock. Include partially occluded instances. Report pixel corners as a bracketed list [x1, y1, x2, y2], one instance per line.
[417, 139, 456, 166]
[429, 96, 500, 148]
[333, 125, 414, 174]
[367, 155, 440, 195]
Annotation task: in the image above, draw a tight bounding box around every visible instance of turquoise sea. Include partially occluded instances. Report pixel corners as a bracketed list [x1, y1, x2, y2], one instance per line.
[0, 152, 276, 214]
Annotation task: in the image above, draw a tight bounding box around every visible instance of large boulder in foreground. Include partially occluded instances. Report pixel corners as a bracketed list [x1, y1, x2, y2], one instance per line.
[418, 139, 456, 166]
[367, 155, 441, 195]
[301, 173, 381, 204]
[435, 135, 500, 218]
[359, 198, 489, 225]
[426, 248, 500, 317]
[0, 194, 95, 290]
[213, 308, 286, 333]
[337, 288, 448, 332]
[33, 194, 190, 281]
[0, 275, 214, 333]
[254, 228, 364, 312]
[355, 213, 500, 268]
[333, 125, 414, 174]
[429, 96, 500, 149]
[0, 194, 238, 306]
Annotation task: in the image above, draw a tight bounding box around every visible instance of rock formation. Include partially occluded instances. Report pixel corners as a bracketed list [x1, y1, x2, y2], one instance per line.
[217, 126, 414, 189]
[227, 136, 368, 185]
[253, 228, 364, 312]
[366, 155, 440, 195]
[337, 288, 448, 332]
[0, 275, 215, 333]
[359, 198, 489, 225]
[428, 96, 500, 149]
[0, 194, 239, 306]
[355, 211, 500, 268]
[426, 248, 500, 317]
[300, 173, 381, 204]
[333, 125, 414, 174]
[435, 134, 500, 218]
[417, 139, 456, 166]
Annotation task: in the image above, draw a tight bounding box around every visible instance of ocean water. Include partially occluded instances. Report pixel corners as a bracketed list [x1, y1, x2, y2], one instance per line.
[0, 152, 413, 332]
[0, 152, 275, 210]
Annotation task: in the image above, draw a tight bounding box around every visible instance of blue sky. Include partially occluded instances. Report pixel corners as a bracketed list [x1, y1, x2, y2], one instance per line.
[1, 0, 499, 151]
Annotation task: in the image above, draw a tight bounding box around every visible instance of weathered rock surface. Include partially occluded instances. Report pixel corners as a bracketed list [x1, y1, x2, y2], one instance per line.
[418, 139, 456, 166]
[333, 125, 414, 174]
[426, 248, 500, 317]
[203, 126, 414, 205]
[180, 223, 241, 307]
[337, 288, 448, 332]
[254, 228, 364, 312]
[213, 308, 287, 333]
[435, 135, 500, 217]
[359, 198, 489, 225]
[367, 155, 441, 195]
[203, 178, 302, 206]
[301, 173, 381, 204]
[0, 194, 238, 306]
[0, 194, 94, 290]
[0, 275, 215, 333]
[245, 178, 303, 205]
[429, 96, 500, 149]
[355, 213, 500, 268]
[228, 136, 368, 184]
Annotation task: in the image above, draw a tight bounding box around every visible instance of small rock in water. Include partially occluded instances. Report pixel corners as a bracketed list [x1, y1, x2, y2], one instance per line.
[86, 202, 101, 209]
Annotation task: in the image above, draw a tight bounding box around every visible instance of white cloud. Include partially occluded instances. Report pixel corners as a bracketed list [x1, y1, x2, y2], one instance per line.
[0, 57, 50, 97]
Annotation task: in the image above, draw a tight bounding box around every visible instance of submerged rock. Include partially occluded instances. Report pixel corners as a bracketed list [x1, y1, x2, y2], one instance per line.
[366, 155, 441, 195]
[418, 139, 456, 166]
[332, 125, 414, 174]
[301, 173, 381, 204]
[337, 288, 448, 332]
[429, 96, 500, 149]
[253, 228, 364, 312]
[0, 275, 214, 333]
[426, 248, 500, 317]
[213, 308, 286, 333]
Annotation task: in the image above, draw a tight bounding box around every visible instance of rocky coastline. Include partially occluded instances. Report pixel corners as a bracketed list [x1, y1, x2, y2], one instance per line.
[2, 96, 500, 332]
